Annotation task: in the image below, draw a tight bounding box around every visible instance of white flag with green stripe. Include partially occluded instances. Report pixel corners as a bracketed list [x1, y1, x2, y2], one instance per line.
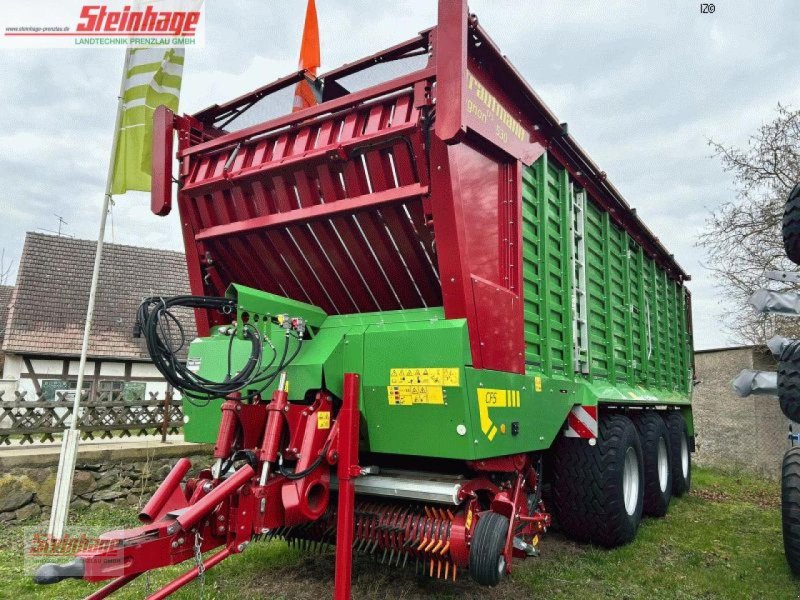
[111, 47, 184, 195]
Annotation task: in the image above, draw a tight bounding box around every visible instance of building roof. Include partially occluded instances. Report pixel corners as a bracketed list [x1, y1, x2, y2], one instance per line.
[2, 232, 195, 360]
[0, 285, 14, 345]
[695, 345, 766, 354]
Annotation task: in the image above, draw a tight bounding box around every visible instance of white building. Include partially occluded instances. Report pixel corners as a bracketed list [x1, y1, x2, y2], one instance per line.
[0, 232, 194, 403]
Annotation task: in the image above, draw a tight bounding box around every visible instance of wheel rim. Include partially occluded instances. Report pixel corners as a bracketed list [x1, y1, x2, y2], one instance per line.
[623, 447, 640, 516]
[680, 434, 689, 479]
[497, 555, 506, 579]
[657, 437, 669, 493]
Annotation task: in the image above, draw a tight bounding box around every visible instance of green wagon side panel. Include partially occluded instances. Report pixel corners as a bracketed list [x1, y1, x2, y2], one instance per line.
[522, 154, 692, 403]
[521, 153, 572, 377]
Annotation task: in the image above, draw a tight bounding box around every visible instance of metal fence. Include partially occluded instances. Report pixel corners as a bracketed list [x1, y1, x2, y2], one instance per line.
[0, 390, 183, 445]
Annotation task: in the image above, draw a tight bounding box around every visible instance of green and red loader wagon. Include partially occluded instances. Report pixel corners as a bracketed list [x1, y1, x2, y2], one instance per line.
[36, 2, 695, 598]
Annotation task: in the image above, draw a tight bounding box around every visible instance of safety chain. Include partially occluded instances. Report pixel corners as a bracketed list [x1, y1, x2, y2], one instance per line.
[194, 529, 205, 600]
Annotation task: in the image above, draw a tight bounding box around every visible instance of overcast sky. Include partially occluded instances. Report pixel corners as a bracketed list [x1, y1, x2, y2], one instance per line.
[0, 0, 798, 350]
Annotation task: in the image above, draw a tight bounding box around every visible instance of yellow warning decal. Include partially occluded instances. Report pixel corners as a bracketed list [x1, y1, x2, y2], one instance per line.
[387, 385, 445, 406]
[317, 411, 330, 430]
[534, 376, 542, 392]
[390, 368, 460, 387]
[477, 388, 521, 441]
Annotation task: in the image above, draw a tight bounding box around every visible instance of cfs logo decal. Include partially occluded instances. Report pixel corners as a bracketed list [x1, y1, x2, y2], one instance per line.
[477, 388, 521, 441]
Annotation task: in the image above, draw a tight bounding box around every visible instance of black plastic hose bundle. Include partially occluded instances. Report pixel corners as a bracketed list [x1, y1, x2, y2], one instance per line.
[135, 295, 302, 404]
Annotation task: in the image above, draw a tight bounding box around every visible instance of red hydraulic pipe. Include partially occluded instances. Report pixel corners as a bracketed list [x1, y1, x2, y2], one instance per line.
[84, 573, 141, 600]
[138, 458, 191, 523]
[174, 464, 255, 533]
[333, 373, 360, 600]
[258, 376, 289, 464]
[145, 547, 232, 600]
[214, 396, 241, 459]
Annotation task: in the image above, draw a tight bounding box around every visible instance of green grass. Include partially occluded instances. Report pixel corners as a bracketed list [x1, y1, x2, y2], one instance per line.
[0, 468, 797, 599]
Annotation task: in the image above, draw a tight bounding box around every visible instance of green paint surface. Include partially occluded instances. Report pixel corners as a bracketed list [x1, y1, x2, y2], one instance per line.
[521, 154, 693, 413]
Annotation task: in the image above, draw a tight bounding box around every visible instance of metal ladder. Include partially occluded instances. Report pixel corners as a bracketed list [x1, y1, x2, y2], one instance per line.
[571, 186, 590, 374]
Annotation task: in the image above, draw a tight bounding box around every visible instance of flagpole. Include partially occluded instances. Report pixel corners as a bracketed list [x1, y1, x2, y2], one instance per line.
[48, 48, 133, 540]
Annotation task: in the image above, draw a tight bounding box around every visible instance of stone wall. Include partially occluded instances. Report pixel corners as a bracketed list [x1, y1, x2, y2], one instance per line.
[0, 441, 213, 524]
[693, 346, 789, 478]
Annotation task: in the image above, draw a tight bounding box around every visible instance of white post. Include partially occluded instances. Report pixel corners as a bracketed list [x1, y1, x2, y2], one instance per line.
[48, 49, 132, 539]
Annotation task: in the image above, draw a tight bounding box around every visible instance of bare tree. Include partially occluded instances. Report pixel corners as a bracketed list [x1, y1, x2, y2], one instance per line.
[698, 104, 800, 344]
[0, 249, 13, 286]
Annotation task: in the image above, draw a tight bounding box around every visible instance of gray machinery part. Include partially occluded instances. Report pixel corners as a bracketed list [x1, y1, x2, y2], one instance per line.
[750, 289, 800, 316]
[330, 470, 464, 505]
[766, 270, 800, 284]
[768, 335, 792, 358]
[731, 369, 778, 397]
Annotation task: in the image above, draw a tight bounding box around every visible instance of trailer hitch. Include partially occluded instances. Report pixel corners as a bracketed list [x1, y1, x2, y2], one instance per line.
[34, 373, 363, 600]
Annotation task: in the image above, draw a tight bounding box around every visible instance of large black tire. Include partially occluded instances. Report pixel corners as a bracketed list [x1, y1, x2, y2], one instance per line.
[469, 511, 509, 586]
[663, 411, 692, 497]
[633, 412, 672, 517]
[783, 183, 800, 264]
[552, 413, 644, 547]
[782, 447, 800, 576]
[778, 342, 800, 423]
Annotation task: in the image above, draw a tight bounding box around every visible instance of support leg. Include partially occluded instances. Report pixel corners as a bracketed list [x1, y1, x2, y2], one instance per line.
[333, 373, 360, 600]
[146, 547, 232, 600]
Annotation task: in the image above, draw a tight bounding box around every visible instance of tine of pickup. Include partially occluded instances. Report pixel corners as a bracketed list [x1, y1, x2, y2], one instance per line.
[417, 534, 428, 552]
[444, 560, 450, 580]
[437, 559, 442, 579]
[453, 564, 457, 581]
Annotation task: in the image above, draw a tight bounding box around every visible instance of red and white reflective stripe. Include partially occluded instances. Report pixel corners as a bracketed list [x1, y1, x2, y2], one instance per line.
[564, 405, 598, 439]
